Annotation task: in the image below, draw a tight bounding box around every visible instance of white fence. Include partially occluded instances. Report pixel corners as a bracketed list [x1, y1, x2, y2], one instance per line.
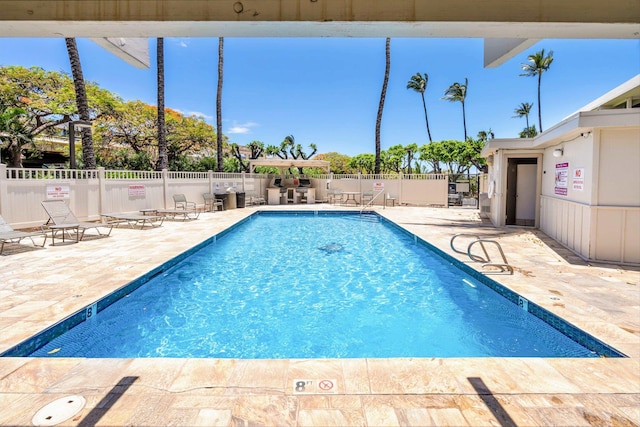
[0, 164, 450, 228]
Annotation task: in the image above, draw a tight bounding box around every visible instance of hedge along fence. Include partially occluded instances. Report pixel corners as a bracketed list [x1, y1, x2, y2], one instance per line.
[0, 164, 450, 228]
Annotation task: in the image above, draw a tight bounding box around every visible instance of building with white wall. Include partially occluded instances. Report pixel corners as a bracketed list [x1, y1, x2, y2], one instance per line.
[481, 74, 640, 265]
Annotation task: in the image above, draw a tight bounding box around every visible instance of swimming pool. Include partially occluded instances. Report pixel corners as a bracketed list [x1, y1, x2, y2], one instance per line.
[4, 211, 624, 359]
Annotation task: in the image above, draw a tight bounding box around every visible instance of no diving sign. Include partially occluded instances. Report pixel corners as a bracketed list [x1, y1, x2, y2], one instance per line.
[293, 378, 337, 394]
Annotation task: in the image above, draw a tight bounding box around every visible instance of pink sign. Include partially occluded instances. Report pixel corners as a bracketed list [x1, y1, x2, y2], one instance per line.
[554, 162, 569, 196]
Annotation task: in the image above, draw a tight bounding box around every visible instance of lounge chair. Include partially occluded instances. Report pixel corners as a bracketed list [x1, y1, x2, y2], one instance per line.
[173, 194, 198, 210]
[0, 214, 48, 254]
[203, 193, 224, 212]
[41, 200, 113, 241]
[101, 212, 164, 229]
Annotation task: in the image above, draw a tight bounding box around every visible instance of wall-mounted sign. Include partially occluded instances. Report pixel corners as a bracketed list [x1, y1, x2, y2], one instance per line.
[46, 185, 70, 199]
[373, 181, 385, 192]
[128, 184, 145, 197]
[572, 168, 585, 192]
[554, 162, 569, 196]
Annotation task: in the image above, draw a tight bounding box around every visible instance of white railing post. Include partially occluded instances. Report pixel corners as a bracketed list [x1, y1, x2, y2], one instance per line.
[0, 163, 7, 216]
[98, 167, 106, 215]
[162, 169, 169, 209]
[208, 170, 213, 194]
[399, 172, 403, 205]
[241, 171, 246, 192]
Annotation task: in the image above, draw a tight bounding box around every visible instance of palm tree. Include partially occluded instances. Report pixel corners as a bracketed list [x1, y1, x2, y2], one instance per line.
[406, 72, 433, 143]
[156, 37, 168, 171]
[477, 129, 495, 142]
[442, 77, 468, 140]
[520, 49, 554, 132]
[375, 37, 390, 174]
[216, 37, 224, 172]
[513, 102, 533, 129]
[65, 38, 96, 169]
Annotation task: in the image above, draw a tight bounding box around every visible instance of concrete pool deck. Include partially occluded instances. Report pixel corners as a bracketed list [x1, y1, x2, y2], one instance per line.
[0, 205, 638, 426]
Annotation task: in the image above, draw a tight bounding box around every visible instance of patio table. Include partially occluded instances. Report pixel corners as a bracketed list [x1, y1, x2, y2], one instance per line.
[342, 191, 361, 205]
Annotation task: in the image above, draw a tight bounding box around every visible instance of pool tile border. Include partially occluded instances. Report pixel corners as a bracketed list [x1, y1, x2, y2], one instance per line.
[0, 210, 626, 358]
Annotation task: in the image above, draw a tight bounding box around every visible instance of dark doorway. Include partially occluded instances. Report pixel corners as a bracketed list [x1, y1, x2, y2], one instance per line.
[506, 158, 538, 226]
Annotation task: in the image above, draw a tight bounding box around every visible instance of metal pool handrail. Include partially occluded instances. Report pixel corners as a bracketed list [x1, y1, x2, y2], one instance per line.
[450, 233, 514, 275]
[359, 189, 385, 213]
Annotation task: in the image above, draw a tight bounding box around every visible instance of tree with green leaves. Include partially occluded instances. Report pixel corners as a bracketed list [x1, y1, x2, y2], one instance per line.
[406, 72, 433, 143]
[156, 37, 168, 171]
[383, 145, 405, 174]
[375, 38, 390, 174]
[418, 142, 443, 174]
[404, 143, 419, 174]
[0, 106, 31, 166]
[65, 38, 96, 169]
[519, 126, 538, 138]
[0, 65, 118, 168]
[442, 77, 469, 140]
[314, 152, 353, 174]
[230, 140, 264, 172]
[418, 139, 485, 181]
[476, 129, 495, 142]
[513, 102, 533, 130]
[216, 37, 224, 172]
[348, 153, 376, 174]
[520, 49, 553, 132]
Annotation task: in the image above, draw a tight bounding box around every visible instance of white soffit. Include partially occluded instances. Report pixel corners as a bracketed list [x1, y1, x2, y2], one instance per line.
[89, 37, 150, 69]
[484, 38, 540, 68]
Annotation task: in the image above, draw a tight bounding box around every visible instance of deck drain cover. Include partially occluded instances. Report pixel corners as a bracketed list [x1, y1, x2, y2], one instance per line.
[32, 395, 86, 426]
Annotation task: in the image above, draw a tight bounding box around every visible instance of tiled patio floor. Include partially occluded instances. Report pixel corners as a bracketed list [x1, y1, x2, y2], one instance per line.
[1, 205, 638, 426]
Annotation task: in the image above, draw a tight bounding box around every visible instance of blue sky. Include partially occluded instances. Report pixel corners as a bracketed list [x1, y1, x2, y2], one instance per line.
[1, 37, 638, 156]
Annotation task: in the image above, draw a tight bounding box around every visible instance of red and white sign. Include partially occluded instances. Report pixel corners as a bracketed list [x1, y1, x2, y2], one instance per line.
[572, 168, 585, 191]
[128, 184, 146, 197]
[46, 185, 70, 199]
[373, 181, 385, 192]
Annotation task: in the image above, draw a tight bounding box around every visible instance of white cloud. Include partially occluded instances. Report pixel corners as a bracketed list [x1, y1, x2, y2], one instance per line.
[173, 109, 213, 121]
[172, 38, 189, 48]
[227, 121, 259, 134]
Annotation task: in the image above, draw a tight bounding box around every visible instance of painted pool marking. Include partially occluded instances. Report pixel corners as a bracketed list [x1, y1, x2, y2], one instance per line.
[293, 379, 337, 394]
[319, 380, 334, 391]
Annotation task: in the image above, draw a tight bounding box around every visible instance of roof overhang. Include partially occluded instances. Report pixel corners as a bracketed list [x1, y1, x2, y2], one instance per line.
[249, 158, 330, 173]
[1, 0, 639, 69]
[481, 108, 640, 157]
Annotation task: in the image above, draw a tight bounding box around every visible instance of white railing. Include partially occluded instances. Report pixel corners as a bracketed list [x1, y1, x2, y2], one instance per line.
[0, 165, 457, 228]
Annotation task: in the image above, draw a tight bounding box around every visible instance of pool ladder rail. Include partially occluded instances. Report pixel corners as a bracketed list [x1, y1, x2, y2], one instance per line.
[450, 233, 514, 275]
[360, 189, 385, 213]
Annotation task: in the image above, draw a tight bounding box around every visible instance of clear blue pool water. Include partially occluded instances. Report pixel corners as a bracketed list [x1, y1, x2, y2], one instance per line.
[29, 212, 599, 358]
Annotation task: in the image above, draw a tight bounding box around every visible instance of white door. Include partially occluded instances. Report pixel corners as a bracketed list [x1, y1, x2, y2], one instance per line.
[516, 164, 537, 226]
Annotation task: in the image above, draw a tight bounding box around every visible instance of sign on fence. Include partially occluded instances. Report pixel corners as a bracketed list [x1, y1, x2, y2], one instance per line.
[46, 185, 70, 199]
[128, 184, 146, 197]
[373, 181, 385, 192]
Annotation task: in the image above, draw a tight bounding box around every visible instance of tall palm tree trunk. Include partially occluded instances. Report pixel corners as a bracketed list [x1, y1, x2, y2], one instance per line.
[216, 37, 224, 172]
[537, 73, 543, 132]
[462, 101, 467, 140]
[156, 37, 168, 171]
[420, 93, 432, 143]
[65, 38, 96, 169]
[375, 38, 390, 175]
